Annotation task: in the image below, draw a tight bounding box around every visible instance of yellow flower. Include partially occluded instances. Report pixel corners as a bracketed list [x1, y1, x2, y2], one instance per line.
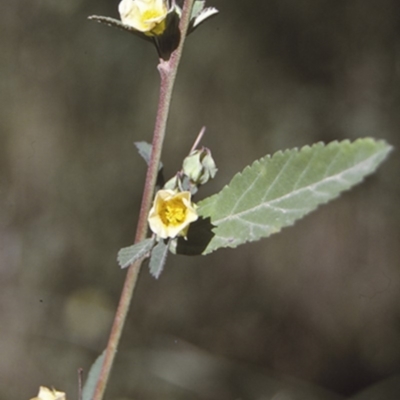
[30, 387, 66, 400]
[118, 0, 168, 35]
[148, 190, 198, 239]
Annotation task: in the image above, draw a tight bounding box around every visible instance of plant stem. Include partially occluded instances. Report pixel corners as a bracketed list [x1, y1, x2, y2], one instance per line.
[91, 1, 194, 399]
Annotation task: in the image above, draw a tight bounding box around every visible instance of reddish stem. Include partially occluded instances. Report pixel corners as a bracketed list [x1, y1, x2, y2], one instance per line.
[91, 1, 195, 399]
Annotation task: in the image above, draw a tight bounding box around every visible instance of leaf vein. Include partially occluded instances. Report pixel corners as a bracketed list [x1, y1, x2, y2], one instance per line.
[213, 152, 381, 226]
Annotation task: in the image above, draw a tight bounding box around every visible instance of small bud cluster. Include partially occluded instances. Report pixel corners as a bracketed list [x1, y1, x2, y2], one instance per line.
[165, 147, 217, 194]
[148, 145, 217, 239]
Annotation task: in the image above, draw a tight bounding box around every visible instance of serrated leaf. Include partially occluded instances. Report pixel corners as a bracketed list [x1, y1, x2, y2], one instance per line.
[82, 351, 106, 400]
[149, 239, 170, 279]
[196, 138, 391, 254]
[118, 238, 154, 269]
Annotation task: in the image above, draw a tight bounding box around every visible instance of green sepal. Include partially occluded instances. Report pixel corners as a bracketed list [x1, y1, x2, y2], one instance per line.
[182, 147, 217, 185]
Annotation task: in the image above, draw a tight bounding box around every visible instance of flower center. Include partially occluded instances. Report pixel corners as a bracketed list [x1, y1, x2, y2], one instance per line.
[160, 198, 187, 227]
[142, 8, 164, 21]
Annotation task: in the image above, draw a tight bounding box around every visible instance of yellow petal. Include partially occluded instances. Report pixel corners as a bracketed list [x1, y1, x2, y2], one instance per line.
[30, 386, 66, 400]
[148, 190, 198, 239]
[119, 0, 168, 33]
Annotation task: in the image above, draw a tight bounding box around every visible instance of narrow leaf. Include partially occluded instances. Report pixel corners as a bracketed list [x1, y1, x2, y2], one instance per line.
[134, 142, 164, 189]
[82, 351, 106, 400]
[191, 0, 206, 19]
[118, 238, 154, 269]
[134, 141, 152, 165]
[191, 7, 219, 30]
[149, 239, 170, 279]
[88, 16, 153, 42]
[197, 138, 391, 254]
[135, 141, 164, 170]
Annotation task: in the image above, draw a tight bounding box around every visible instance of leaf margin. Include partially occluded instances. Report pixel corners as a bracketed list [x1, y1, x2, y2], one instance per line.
[197, 138, 392, 254]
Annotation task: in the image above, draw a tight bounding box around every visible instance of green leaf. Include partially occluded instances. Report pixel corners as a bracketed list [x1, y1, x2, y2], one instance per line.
[134, 141, 165, 189]
[191, 0, 206, 19]
[149, 239, 170, 279]
[188, 1, 219, 32]
[82, 350, 105, 400]
[134, 141, 163, 170]
[197, 138, 391, 254]
[118, 238, 154, 269]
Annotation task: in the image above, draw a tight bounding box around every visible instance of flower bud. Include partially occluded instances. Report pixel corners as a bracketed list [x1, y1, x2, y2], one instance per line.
[118, 0, 168, 35]
[182, 147, 217, 185]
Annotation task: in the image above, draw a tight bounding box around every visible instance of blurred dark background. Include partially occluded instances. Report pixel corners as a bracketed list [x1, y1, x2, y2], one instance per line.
[1, 0, 400, 399]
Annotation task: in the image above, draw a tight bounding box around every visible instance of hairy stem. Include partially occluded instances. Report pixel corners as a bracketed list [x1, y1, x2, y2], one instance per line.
[92, 1, 194, 399]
